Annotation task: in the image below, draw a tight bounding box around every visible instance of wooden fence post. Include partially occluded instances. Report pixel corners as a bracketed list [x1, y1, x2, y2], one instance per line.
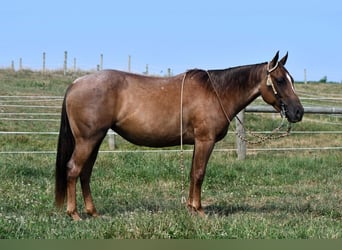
[64, 51, 68, 76]
[236, 110, 246, 160]
[108, 130, 115, 150]
[304, 69, 307, 84]
[73, 58, 77, 74]
[42, 52, 46, 74]
[144, 64, 149, 75]
[100, 54, 103, 70]
[128, 55, 131, 72]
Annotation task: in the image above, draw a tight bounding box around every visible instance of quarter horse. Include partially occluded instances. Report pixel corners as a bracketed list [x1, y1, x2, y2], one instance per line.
[55, 51, 304, 220]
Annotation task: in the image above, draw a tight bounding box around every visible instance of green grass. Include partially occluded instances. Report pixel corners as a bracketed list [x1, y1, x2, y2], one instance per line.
[0, 69, 74, 96]
[0, 69, 341, 239]
[0, 151, 341, 239]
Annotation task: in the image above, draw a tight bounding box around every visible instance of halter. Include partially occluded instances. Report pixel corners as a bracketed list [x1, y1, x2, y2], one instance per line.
[266, 61, 279, 95]
[266, 61, 288, 119]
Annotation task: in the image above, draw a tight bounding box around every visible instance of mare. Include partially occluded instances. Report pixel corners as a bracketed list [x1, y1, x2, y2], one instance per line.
[55, 51, 304, 220]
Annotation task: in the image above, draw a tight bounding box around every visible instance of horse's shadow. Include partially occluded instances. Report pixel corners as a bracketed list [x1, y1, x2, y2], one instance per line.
[204, 203, 276, 216]
[204, 201, 315, 217]
[93, 195, 336, 220]
[98, 200, 302, 218]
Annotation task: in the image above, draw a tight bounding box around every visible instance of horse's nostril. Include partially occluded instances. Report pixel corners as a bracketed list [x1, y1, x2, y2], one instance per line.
[296, 107, 304, 121]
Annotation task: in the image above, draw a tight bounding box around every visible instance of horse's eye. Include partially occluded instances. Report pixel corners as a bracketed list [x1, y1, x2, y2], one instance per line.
[276, 78, 285, 84]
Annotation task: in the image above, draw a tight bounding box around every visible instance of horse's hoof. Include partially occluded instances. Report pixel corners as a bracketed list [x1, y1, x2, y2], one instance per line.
[197, 208, 206, 217]
[90, 212, 100, 218]
[68, 211, 82, 221]
[85, 209, 99, 218]
[187, 205, 206, 217]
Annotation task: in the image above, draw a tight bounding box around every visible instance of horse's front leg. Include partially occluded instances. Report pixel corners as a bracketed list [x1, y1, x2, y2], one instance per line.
[187, 139, 215, 216]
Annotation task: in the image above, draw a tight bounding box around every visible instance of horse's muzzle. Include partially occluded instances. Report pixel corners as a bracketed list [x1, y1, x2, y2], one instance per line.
[285, 103, 304, 123]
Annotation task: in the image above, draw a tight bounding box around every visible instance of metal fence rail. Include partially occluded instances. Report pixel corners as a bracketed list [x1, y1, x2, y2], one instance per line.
[1, 96, 341, 157]
[246, 106, 342, 114]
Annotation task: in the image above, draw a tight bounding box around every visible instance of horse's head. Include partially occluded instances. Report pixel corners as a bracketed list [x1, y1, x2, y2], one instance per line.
[260, 51, 304, 123]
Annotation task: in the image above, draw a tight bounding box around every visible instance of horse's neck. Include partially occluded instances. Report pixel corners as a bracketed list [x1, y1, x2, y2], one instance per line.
[214, 64, 266, 118]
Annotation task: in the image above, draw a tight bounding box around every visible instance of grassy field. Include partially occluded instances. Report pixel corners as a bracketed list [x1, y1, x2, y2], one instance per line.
[0, 70, 341, 239]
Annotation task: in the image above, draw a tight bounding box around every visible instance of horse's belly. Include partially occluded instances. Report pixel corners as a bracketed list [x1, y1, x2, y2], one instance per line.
[115, 127, 182, 147]
[113, 115, 185, 147]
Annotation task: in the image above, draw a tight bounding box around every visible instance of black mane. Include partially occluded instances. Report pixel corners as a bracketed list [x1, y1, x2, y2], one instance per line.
[186, 63, 267, 91]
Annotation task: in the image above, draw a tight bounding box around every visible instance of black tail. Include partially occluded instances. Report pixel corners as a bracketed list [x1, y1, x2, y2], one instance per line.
[55, 89, 75, 209]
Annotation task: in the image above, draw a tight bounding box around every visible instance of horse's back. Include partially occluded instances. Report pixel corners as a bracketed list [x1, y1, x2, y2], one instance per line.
[65, 70, 187, 146]
[71, 69, 181, 93]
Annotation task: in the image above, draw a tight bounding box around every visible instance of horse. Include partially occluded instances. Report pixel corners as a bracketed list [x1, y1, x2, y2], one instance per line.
[55, 51, 304, 220]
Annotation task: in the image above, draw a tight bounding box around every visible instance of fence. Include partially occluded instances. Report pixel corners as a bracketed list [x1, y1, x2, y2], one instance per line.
[5, 52, 173, 77]
[1, 95, 342, 159]
[235, 106, 342, 159]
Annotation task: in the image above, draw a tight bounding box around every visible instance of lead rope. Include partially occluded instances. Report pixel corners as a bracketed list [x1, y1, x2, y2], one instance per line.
[180, 73, 187, 204]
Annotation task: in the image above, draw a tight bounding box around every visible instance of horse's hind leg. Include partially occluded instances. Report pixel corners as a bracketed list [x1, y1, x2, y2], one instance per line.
[66, 134, 105, 220]
[80, 141, 104, 218]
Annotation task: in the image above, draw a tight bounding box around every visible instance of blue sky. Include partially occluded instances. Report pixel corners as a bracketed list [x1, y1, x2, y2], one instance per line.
[1, 0, 341, 82]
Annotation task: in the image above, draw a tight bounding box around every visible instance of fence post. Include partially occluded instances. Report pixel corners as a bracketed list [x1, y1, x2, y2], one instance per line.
[236, 110, 246, 160]
[73, 58, 77, 74]
[304, 68, 307, 84]
[64, 51, 68, 76]
[128, 55, 131, 72]
[108, 130, 115, 150]
[42, 52, 46, 74]
[144, 64, 149, 75]
[100, 54, 103, 70]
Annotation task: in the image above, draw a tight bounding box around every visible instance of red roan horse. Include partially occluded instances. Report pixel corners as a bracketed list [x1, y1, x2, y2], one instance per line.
[55, 51, 304, 220]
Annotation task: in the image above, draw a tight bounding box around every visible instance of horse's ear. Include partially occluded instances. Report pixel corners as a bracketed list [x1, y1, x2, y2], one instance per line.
[269, 51, 279, 68]
[279, 52, 288, 66]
